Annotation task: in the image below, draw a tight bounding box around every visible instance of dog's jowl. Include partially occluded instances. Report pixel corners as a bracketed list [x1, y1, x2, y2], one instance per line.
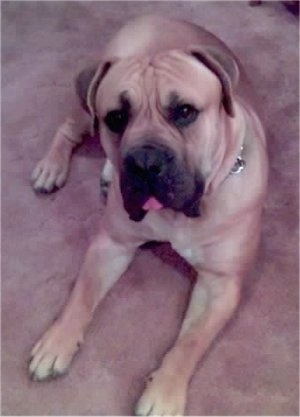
[29, 15, 268, 416]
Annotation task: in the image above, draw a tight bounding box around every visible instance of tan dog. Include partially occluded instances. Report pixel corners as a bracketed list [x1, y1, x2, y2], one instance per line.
[29, 15, 268, 416]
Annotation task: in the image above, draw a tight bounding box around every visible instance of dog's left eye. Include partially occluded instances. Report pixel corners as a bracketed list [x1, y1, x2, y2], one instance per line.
[170, 104, 199, 128]
[104, 109, 129, 134]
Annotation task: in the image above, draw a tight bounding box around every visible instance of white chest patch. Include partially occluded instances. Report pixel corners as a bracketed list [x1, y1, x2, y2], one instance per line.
[171, 242, 199, 266]
[180, 247, 193, 260]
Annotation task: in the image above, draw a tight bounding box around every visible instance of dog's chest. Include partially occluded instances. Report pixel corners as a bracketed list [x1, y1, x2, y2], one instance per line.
[143, 211, 203, 266]
[172, 244, 198, 264]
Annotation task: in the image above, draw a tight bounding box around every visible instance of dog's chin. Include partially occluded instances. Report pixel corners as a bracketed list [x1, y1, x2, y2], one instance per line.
[121, 191, 203, 222]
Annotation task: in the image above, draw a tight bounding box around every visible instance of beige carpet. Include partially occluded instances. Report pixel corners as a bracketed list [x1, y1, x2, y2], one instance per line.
[2, 1, 299, 415]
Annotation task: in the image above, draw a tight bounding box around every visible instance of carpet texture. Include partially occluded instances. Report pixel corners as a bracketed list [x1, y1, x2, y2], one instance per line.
[2, 1, 299, 415]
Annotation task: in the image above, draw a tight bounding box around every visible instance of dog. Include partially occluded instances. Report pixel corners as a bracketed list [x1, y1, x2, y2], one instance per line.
[29, 15, 268, 415]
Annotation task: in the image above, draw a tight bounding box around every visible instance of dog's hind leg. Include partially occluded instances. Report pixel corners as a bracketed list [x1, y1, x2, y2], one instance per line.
[31, 112, 90, 193]
[31, 66, 98, 193]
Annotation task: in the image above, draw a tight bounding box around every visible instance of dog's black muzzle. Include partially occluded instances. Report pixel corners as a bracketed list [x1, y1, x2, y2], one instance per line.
[120, 142, 204, 222]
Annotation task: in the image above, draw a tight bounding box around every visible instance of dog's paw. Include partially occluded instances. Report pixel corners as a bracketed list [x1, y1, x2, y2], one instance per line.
[31, 154, 70, 193]
[135, 369, 187, 416]
[29, 320, 83, 381]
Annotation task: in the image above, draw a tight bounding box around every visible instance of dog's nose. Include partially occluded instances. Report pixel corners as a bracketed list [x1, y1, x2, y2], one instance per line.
[124, 144, 174, 176]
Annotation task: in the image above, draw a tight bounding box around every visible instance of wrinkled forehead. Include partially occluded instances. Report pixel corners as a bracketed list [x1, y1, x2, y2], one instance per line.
[96, 51, 222, 112]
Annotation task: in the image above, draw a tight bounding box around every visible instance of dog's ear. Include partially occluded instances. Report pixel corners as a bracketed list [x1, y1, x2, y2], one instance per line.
[75, 65, 98, 114]
[190, 47, 239, 117]
[75, 62, 112, 135]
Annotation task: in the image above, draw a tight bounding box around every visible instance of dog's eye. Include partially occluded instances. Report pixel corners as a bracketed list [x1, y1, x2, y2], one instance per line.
[170, 104, 199, 128]
[104, 109, 129, 134]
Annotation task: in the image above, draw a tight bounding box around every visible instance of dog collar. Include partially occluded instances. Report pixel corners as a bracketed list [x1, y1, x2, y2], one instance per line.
[230, 146, 246, 175]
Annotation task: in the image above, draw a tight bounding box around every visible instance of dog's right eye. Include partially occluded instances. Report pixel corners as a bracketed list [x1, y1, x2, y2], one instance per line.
[104, 109, 129, 134]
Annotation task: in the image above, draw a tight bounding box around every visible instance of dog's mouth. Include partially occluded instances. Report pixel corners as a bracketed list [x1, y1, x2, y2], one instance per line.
[120, 143, 204, 222]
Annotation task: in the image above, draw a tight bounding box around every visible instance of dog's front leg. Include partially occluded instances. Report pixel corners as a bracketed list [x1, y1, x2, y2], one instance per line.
[135, 272, 241, 416]
[29, 231, 136, 381]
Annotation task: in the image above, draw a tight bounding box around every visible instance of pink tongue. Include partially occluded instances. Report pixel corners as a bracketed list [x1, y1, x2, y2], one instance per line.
[142, 197, 164, 211]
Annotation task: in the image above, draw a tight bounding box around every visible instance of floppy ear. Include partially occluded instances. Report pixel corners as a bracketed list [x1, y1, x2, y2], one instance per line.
[190, 47, 239, 117]
[75, 62, 112, 135]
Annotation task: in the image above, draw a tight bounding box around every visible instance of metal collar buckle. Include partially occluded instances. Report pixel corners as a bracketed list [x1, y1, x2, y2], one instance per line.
[230, 146, 246, 175]
[230, 155, 246, 175]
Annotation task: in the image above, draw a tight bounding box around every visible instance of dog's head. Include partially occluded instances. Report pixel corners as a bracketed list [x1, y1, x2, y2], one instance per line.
[78, 46, 241, 221]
